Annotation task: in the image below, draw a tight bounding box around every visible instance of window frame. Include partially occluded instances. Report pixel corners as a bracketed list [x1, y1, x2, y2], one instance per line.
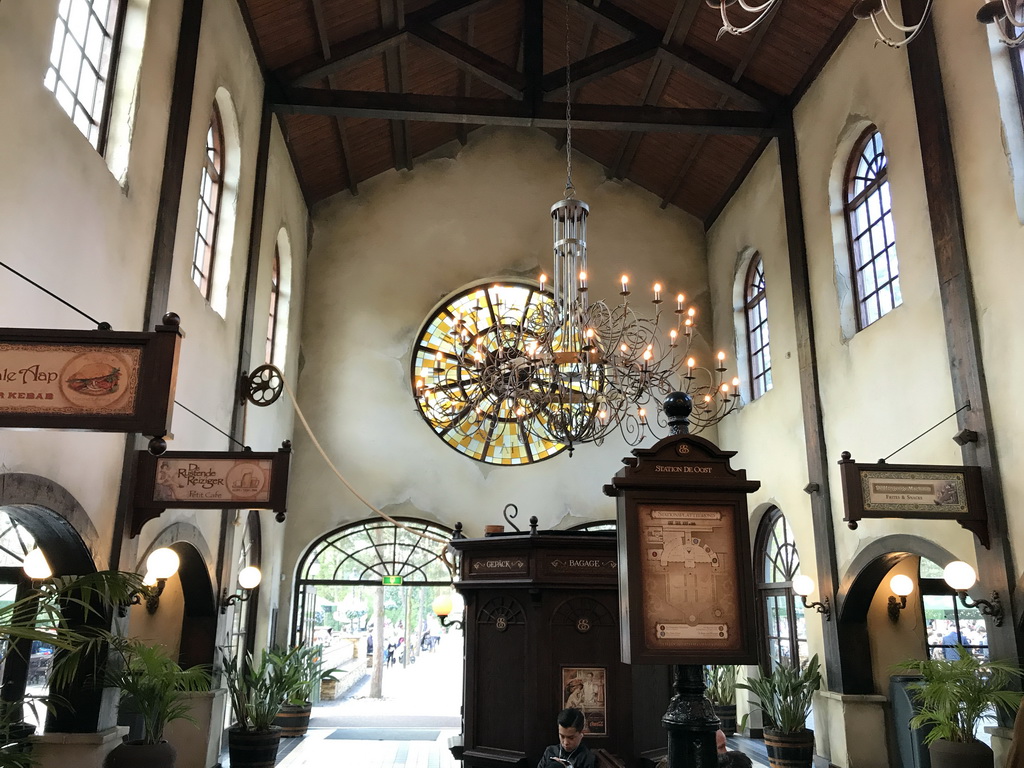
[44, 0, 129, 153]
[192, 103, 226, 299]
[1011, 43, 1024, 131]
[754, 508, 807, 671]
[743, 253, 772, 400]
[266, 248, 281, 365]
[842, 126, 902, 331]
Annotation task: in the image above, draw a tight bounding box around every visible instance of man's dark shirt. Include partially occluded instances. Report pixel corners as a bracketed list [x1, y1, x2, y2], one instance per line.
[537, 742, 597, 768]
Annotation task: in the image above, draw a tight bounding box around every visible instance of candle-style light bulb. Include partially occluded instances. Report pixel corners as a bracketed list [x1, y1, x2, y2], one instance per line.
[669, 329, 678, 346]
[687, 357, 696, 370]
[621, 275, 629, 294]
[717, 351, 726, 362]
[676, 293, 685, 311]
[638, 407, 647, 425]
[653, 283, 662, 302]
[579, 270, 588, 289]
[539, 273, 547, 291]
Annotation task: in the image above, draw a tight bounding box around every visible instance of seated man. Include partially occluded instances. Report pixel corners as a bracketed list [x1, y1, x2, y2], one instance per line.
[537, 707, 597, 768]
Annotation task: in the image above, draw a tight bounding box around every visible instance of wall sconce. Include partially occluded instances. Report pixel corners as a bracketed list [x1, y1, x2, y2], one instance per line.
[23, 548, 53, 580]
[942, 560, 1004, 627]
[431, 593, 464, 630]
[221, 566, 262, 614]
[792, 574, 832, 621]
[118, 547, 180, 617]
[887, 574, 914, 622]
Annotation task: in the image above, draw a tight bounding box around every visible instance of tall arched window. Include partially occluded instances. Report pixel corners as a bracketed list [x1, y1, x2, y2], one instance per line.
[192, 104, 225, 298]
[844, 127, 902, 330]
[226, 511, 261, 666]
[43, 0, 127, 151]
[755, 509, 807, 669]
[265, 248, 280, 364]
[744, 253, 772, 399]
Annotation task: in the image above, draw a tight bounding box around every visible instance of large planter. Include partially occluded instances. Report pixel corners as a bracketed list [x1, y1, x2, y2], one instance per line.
[228, 726, 283, 768]
[714, 704, 737, 735]
[320, 678, 338, 701]
[764, 727, 814, 768]
[274, 702, 313, 737]
[928, 738, 994, 768]
[103, 740, 177, 768]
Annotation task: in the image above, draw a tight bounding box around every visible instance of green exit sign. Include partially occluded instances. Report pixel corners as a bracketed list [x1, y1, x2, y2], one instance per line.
[382, 575, 403, 586]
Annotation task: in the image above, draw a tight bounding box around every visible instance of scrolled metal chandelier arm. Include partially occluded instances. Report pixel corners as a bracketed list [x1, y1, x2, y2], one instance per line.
[852, 0, 935, 49]
[977, 1, 1024, 48]
[711, 0, 782, 39]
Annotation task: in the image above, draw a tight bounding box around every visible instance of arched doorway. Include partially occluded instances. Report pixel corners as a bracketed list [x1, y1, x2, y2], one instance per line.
[0, 473, 101, 733]
[753, 508, 808, 670]
[292, 518, 460, 728]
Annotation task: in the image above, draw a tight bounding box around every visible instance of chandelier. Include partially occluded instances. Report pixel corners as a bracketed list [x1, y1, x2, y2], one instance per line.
[977, 1, 1024, 47]
[709, 0, 935, 49]
[411, 3, 739, 457]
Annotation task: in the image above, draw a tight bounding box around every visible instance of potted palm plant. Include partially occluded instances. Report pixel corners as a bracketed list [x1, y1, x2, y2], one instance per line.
[893, 645, 1022, 768]
[705, 665, 738, 735]
[737, 655, 821, 768]
[270, 646, 315, 738]
[0, 570, 144, 767]
[223, 649, 302, 768]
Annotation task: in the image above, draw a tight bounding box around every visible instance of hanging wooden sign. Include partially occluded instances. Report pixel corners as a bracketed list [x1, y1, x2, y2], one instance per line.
[838, 451, 989, 547]
[605, 433, 760, 665]
[129, 441, 291, 537]
[0, 314, 182, 441]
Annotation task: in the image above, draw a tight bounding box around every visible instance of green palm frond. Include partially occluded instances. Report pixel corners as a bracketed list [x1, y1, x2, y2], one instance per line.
[893, 647, 1023, 744]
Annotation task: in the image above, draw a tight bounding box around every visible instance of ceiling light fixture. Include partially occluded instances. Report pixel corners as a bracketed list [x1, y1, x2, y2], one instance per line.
[412, 2, 739, 456]
[977, 1, 1024, 47]
[708, 0, 935, 50]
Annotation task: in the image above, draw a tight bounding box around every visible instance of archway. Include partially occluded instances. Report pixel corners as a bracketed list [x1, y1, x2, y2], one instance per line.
[0, 473, 101, 733]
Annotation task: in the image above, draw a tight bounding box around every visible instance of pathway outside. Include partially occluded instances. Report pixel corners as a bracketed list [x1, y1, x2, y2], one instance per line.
[272, 629, 463, 768]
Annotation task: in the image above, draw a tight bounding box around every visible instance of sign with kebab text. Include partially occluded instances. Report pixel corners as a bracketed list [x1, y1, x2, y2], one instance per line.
[0, 316, 182, 439]
[130, 443, 292, 537]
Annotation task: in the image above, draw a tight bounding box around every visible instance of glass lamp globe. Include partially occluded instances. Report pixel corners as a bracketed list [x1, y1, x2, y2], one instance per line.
[432, 594, 453, 617]
[943, 560, 977, 591]
[792, 574, 815, 597]
[142, 571, 158, 587]
[237, 566, 262, 590]
[23, 548, 53, 580]
[146, 547, 180, 580]
[889, 574, 914, 597]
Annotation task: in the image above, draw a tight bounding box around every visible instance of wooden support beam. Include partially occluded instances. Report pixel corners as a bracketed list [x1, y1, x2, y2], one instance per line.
[328, 74, 359, 195]
[523, 0, 544, 113]
[412, 24, 525, 96]
[380, 0, 411, 171]
[456, 14, 474, 145]
[776, 114, 845, 692]
[902, 0, 1020, 665]
[309, 0, 331, 59]
[271, 87, 779, 135]
[542, 36, 659, 95]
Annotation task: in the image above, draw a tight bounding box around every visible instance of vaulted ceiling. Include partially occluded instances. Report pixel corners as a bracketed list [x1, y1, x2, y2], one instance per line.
[237, 0, 859, 226]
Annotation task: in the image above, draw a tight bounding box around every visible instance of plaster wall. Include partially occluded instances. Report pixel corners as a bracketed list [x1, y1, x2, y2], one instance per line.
[283, 126, 707, 633]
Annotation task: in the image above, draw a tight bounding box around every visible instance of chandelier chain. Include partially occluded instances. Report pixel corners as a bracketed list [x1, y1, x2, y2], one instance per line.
[564, 0, 573, 197]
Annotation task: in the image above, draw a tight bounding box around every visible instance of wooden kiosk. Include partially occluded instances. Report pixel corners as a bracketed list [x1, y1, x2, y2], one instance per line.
[448, 526, 672, 767]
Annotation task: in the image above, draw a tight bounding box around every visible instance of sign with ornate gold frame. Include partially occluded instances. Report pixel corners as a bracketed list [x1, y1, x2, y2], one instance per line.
[838, 451, 988, 547]
[0, 315, 182, 443]
[130, 442, 291, 537]
[606, 433, 760, 665]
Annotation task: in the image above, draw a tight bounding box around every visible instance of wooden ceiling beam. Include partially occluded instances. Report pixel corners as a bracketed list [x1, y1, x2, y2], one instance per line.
[609, 0, 700, 180]
[523, 0, 544, 113]
[309, 0, 331, 59]
[456, 14, 474, 145]
[411, 25, 526, 97]
[271, 87, 779, 135]
[327, 74, 359, 195]
[284, 0, 499, 86]
[381, 0, 411, 171]
[541, 35, 660, 95]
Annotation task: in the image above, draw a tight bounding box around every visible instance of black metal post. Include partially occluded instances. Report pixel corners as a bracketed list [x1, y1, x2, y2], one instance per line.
[661, 393, 720, 767]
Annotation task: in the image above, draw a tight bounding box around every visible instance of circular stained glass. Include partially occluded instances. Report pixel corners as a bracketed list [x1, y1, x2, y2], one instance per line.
[410, 282, 567, 465]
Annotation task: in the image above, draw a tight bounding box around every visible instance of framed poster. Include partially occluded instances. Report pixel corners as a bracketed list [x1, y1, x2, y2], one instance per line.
[560, 667, 606, 736]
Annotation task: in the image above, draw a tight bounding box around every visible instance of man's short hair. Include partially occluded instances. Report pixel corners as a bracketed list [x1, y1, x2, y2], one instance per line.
[557, 707, 585, 731]
[718, 750, 754, 768]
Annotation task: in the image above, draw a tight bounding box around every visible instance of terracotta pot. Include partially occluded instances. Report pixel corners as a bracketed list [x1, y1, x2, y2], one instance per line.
[928, 738, 994, 768]
[103, 740, 176, 768]
[228, 725, 282, 768]
[714, 704, 737, 735]
[763, 728, 814, 768]
[273, 702, 313, 737]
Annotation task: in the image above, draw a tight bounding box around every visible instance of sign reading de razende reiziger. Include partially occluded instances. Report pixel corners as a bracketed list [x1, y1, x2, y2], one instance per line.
[0, 318, 181, 438]
[130, 443, 292, 537]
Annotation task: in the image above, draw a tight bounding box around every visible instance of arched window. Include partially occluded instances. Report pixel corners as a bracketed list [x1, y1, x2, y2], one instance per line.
[192, 104, 225, 298]
[754, 509, 807, 669]
[743, 253, 772, 399]
[265, 248, 280, 364]
[43, 0, 127, 151]
[226, 511, 261, 666]
[844, 128, 902, 330]
[293, 518, 454, 647]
